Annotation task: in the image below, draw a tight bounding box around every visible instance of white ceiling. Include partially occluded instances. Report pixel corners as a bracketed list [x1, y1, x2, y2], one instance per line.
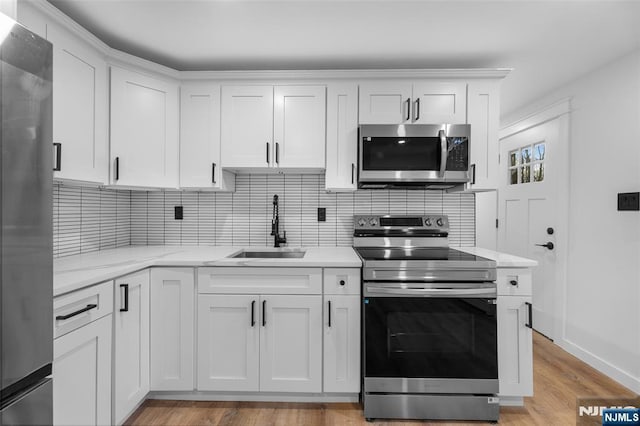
[47, 0, 640, 116]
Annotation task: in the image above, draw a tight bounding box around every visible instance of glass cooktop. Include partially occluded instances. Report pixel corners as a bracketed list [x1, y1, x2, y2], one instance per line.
[354, 247, 489, 262]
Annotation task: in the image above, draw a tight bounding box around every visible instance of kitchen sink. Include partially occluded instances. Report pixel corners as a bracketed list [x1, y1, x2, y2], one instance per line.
[229, 249, 306, 259]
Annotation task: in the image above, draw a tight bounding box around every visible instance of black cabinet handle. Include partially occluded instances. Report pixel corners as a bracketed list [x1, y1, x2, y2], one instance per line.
[266, 142, 270, 164]
[53, 143, 61, 171]
[115, 157, 120, 181]
[351, 164, 355, 184]
[251, 300, 256, 327]
[509, 279, 518, 286]
[328, 300, 332, 327]
[120, 284, 129, 312]
[262, 300, 266, 326]
[405, 98, 411, 121]
[414, 98, 420, 121]
[275, 143, 280, 164]
[56, 304, 97, 320]
[339, 280, 345, 286]
[212, 163, 216, 184]
[470, 164, 476, 185]
[525, 302, 532, 329]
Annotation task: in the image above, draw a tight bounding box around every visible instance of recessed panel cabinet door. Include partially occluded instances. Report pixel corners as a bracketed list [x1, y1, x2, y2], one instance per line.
[48, 24, 108, 184]
[325, 84, 358, 191]
[497, 296, 533, 397]
[259, 295, 322, 393]
[220, 86, 274, 168]
[412, 81, 467, 124]
[273, 86, 326, 169]
[323, 295, 360, 393]
[110, 67, 179, 188]
[113, 270, 150, 425]
[358, 82, 412, 124]
[53, 315, 112, 426]
[197, 295, 259, 392]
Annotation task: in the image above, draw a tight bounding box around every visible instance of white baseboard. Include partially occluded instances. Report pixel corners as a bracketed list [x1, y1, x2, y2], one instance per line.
[559, 338, 640, 394]
[498, 396, 524, 406]
[147, 391, 360, 403]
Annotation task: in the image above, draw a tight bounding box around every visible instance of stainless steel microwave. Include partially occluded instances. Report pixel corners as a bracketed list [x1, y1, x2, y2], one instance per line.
[358, 124, 471, 189]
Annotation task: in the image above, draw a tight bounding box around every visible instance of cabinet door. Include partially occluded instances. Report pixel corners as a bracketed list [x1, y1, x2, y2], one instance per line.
[497, 296, 533, 397]
[150, 268, 195, 391]
[110, 67, 179, 188]
[260, 295, 322, 393]
[113, 270, 150, 425]
[325, 84, 358, 191]
[48, 24, 108, 184]
[273, 86, 326, 169]
[220, 85, 274, 168]
[467, 80, 500, 190]
[180, 83, 235, 191]
[197, 295, 259, 391]
[53, 315, 111, 426]
[412, 81, 467, 124]
[323, 295, 360, 393]
[358, 82, 412, 124]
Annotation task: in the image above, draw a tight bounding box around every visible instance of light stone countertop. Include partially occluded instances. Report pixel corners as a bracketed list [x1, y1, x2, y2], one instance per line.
[53, 245, 363, 297]
[456, 246, 538, 268]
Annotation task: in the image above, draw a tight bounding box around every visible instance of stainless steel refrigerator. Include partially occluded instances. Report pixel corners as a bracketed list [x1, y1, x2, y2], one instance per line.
[0, 14, 53, 426]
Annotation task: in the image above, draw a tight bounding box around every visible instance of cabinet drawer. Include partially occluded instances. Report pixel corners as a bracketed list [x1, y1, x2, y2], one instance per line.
[198, 267, 322, 294]
[497, 269, 532, 297]
[323, 268, 360, 295]
[54, 281, 113, 339]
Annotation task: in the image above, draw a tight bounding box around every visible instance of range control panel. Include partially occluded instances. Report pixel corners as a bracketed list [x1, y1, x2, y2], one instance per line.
[353, 215, 449, 231]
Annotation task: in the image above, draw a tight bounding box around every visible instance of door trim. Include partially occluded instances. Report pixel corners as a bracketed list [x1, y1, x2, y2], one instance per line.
[500, 98, 571, 140]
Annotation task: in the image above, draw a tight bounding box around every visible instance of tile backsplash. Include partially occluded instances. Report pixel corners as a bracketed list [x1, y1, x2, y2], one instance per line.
[53, 174, 476, 258]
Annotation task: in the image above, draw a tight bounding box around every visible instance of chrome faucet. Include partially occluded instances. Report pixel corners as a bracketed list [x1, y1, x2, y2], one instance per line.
[271, 195, 287, 248]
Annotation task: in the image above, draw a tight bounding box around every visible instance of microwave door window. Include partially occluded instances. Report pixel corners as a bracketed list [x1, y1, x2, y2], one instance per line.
[362, 137, 440, 171]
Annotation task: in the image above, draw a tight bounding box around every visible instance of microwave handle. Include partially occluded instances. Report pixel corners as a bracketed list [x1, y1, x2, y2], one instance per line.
[438, 129, 447, 178]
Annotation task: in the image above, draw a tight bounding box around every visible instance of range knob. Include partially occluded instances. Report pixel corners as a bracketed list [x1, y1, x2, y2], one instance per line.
[424, 218, 432, 227]
[436, 218, 444, 227]
[369, 218, 378, 227]
[358, 218, 366, 227]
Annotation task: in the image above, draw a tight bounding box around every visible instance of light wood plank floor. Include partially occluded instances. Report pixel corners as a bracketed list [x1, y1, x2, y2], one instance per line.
[126, 332, 638, 425]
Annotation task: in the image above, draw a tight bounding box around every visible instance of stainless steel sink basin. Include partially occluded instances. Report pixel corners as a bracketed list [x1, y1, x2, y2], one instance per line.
[229, 249, 306, 259]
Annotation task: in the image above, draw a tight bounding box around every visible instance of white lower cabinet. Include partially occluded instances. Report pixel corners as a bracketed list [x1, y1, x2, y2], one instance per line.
[53, 314, 112, 426]
[150, 268, 195, 391]
[323, 295, 360, 393]
[113, 270, 150, 425]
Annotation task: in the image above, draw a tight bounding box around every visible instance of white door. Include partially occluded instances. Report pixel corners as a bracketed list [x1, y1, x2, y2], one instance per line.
[220, 85, 274, 168]
[498, 118, 565, 339]
[323, 295, 360, 393]
[53, 315, 112, 426]
[197, 294, 259, 392]
[113, 270, 150, 425]
[325, 83, 358, 191]
[149, 268, 195, 391]
[110, 67, 179, 188]
[497, 296, 533, 396]
[358, 82, 412, 124]
[412, 81, 467, 124]
[259, 295, 322, 393]
[273, 86, 326, 169]
[49, 25, 108, 184]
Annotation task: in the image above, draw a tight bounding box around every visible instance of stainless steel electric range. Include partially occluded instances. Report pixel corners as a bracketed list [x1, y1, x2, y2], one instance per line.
[354, 214, 500, 422]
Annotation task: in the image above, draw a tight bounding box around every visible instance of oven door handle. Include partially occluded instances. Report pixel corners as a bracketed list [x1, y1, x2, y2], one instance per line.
[365, 286, 496, 298]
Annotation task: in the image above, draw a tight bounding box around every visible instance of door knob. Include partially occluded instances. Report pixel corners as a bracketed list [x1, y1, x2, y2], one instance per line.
[535, 242, 554, 250]
[547, 227, 554, 235]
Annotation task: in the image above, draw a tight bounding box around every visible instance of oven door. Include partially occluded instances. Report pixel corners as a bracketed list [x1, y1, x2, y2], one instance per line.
[358, 124, 470, 184]
[363, 285, 498, 395]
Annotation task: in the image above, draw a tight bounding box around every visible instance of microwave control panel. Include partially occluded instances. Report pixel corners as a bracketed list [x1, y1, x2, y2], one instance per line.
[446, 137, 469, 171]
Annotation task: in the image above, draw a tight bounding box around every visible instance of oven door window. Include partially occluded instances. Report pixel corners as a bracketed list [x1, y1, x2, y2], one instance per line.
[361, 136, 441, 171]
[364, 297, 497, 379]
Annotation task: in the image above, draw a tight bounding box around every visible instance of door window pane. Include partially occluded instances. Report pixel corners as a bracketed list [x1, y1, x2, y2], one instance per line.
[509, 151, 518, 167]
[521, 147, 532, 164]
[521, 166, 530, 183]
[534, 143, 545, 161]
[510, 169, 518, 185]
[533, 163, 544, 182]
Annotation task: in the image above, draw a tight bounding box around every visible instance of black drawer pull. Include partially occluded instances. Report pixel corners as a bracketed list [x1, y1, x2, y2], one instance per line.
[56, 304, 97, 320]
[339, 280, 346, 286]
[120, 284, 129, 312]
[525, 302, 533, 329]
[251, 300, 256, 327]
[262, 300, 267, 326]
[509, 280, 518, 286]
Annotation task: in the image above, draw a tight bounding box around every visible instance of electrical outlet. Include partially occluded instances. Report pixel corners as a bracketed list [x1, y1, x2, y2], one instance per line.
[317, 208, 326, 222]
[174, 206, 183, 220]
[617, 192, 639, 211]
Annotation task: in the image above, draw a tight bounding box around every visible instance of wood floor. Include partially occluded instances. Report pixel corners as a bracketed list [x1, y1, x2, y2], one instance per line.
[125, 332, 638, 425]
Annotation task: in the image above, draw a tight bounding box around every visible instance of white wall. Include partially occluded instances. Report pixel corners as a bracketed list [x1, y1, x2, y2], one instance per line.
[0, 0, 16, 19]
[502, 50, 640, 393]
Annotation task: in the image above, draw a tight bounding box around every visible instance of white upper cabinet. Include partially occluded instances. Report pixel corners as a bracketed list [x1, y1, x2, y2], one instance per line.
[221, 85, 274, 168]
[180, 83, 235, 191]
[359, 81, 467, 124]
[325, 83, 358, 192]
[273, 86, 326, 169]
[467, 80, 501, 190]
[110, 66, 179, 188]
[221, 85, 326, 170]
